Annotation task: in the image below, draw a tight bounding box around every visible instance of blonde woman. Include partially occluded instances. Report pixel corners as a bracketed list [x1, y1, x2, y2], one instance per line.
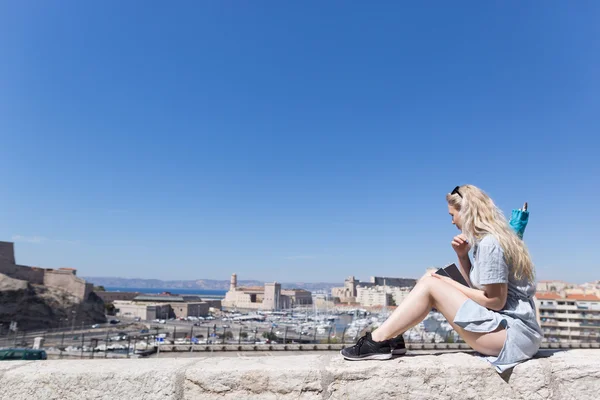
[341, 185, 543, 372]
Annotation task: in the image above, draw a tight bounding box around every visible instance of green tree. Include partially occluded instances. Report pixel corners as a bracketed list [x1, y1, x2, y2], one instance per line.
[239, 332, 248, 339]
[262, 331, 279, 341]
[94, 285, 106, 292]
[105, 303, 116, 315]
[218, 331, 233, 339]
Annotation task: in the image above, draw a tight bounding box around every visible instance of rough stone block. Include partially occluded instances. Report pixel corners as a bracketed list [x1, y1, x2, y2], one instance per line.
[0, 350, 599, 399]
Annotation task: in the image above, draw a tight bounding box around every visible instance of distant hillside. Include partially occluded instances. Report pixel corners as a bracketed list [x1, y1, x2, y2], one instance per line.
[83, 276, 339, 292]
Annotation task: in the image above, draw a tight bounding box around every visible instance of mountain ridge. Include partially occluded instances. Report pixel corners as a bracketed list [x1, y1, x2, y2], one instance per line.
[84, 276, 339, 291]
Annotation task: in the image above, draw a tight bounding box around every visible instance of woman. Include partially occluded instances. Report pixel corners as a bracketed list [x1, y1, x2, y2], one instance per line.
[341, 185, 543, 372]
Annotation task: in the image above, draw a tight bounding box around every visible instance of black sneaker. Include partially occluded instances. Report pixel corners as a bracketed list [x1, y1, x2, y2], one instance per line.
[340, 332, 393, 361]
[389, 334, 407, 355]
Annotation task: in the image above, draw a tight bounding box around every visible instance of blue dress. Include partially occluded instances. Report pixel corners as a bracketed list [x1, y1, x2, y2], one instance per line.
[453, 235, 543, 372]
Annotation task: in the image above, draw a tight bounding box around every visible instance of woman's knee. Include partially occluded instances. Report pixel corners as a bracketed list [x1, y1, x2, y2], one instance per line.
[418, 271, 433, 282]
[416, 274, 440, 291]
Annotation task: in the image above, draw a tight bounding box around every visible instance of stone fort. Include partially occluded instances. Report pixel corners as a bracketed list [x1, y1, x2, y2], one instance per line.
[0, 241, 93, 301]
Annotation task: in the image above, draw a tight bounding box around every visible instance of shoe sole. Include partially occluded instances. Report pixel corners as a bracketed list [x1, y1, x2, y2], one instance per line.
[340, 350, 393, 361]
[391, 348, 407, 355]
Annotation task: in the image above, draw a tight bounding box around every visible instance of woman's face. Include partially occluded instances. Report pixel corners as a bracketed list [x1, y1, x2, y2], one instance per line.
[448, 205, 462, 231]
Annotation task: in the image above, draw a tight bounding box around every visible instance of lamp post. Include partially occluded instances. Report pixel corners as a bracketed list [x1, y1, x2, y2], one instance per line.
[71, 310, 77, 333]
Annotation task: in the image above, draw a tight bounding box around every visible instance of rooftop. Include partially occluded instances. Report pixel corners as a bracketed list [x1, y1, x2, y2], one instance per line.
[536, 292, 563, 300]
[536, 292, 600, 301]
[566, 294, 600, 301]
[237, 286, 264, 292]
[133, 295, 185, 302]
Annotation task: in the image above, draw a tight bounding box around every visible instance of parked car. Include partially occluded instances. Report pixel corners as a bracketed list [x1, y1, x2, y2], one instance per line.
[91, 324, 100, 328]
[0, 349, 47, 361]
[109, 319, 120, 325]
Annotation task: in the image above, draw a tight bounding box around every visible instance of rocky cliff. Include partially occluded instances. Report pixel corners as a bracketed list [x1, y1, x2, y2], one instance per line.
[0, 273, 106, 332]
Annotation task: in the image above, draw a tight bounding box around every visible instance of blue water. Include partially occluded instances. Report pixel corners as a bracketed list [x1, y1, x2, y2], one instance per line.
[105, 287, 227, 298]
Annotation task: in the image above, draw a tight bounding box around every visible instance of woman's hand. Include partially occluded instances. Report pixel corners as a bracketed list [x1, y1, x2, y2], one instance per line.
[430, 272, 456, 285]
[451, 234, 471, 258]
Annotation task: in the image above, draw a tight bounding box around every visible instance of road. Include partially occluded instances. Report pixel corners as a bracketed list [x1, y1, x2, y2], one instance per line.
[1, 316, 342, 351]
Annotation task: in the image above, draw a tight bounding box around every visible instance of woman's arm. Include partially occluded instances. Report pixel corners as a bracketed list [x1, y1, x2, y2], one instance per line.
[452, 235, 473, 286]
[457, 254, 473, 287]
[431, 273, 508, 311]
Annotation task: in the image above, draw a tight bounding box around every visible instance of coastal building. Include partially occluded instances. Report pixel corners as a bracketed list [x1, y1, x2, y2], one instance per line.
[331, 276, 359, 303]
[356, 286, 391, 307]
[562, 281, 600, 298]
[221, 273, 312, 311]
[537, 280, 573, 293]
[356, 285, 412, 307]
[332, 275, 416, 305]
[114, 293, 211, 320]
[114, 301, 172, 320]
[536, 292, 600, 343]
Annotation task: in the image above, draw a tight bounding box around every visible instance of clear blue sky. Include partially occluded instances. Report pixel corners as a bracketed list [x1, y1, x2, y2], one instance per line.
[1, 2, 598, 283]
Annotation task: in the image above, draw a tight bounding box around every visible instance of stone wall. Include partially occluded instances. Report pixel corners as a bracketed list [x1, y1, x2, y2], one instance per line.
[43, 269, 92, 301]
[0, 241, 16, 264]
[170, 302, 210, 318]
[0, 350, 598, 399]
[0, 263, 45, 285]
[0, 241, 92, 301]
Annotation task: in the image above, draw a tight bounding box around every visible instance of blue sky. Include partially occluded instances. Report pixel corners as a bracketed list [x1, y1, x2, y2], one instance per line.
[0, 2, 598, 283]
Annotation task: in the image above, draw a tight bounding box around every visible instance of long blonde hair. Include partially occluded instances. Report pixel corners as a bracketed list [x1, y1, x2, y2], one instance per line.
[446, 185, 535, 282]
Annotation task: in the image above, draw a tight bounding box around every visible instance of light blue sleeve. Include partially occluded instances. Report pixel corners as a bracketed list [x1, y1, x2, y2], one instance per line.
[477, 237, 509, 285]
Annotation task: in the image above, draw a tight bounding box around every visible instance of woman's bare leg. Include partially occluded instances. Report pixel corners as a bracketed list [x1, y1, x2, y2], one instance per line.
[370, 275, 506, 356]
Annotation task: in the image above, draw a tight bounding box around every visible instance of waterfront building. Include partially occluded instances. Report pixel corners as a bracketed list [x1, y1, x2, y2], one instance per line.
[114, 293, 211, 320]
[332, 275, 416, 305]
[221, 273, 312, 311]
[356, 285, 412, 307]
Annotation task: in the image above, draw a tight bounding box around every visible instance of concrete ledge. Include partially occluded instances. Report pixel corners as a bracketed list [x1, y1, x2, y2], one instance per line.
[0, 350, 599, 399]
[156, 342, 595, 353]
[158, 343, 475, 352]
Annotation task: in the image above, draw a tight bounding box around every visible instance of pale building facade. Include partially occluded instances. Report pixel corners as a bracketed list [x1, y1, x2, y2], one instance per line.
[222, 273, 312, 311]
[356, 285, 412, 307]
[332, 275, 415, 306]
[537, 280, 573, 293]
[331, 276, 359, 303]
[114, 296, 210, 320]
[114, 301, 172, 320]
[536, 292, 600, 343]
[356, 286, 391, 307]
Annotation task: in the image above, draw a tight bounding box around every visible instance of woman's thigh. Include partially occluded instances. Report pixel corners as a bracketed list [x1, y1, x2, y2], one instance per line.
[424, 276, 507, 356]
